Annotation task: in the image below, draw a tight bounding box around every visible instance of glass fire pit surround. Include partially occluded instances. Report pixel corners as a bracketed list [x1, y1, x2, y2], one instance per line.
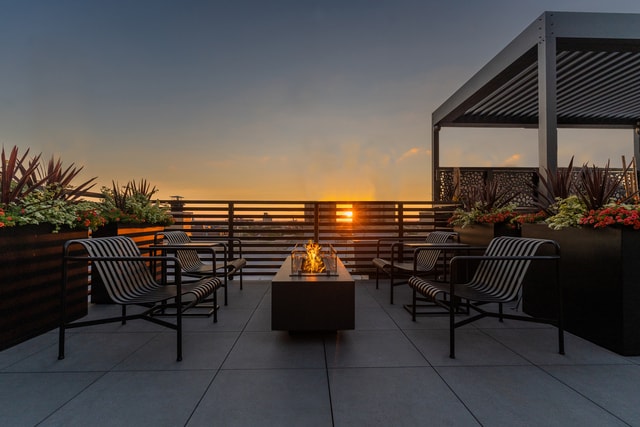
[290, 241, 338, 276]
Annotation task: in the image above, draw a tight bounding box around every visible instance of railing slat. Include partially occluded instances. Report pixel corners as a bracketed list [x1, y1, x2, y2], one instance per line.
[163, 200, 457, 277]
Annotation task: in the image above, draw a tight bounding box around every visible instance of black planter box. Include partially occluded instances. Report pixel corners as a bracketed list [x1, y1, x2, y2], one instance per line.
[522, 224, 640, 356]
[454, 223, 520, 246]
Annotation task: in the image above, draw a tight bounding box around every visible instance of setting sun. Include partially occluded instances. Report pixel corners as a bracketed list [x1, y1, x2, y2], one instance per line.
[337, 205, 354, 223]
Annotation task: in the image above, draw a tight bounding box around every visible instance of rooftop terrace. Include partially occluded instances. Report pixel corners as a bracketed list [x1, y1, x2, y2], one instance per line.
[2, 279, 639, 426]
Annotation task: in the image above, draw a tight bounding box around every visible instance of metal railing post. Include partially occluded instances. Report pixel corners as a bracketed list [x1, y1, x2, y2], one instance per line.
[228, 202, 235, 259]
[314, 202, 320, 242]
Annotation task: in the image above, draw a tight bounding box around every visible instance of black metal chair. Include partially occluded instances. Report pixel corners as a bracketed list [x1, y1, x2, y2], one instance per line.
[59, 236, 222, 362]
[408, 236, 563, 358]
[155, 230, 247, 306]
[372, 231, 457, 304]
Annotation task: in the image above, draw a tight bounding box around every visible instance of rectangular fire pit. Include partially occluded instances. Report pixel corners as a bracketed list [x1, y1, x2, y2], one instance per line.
[271, 255, 355, 331]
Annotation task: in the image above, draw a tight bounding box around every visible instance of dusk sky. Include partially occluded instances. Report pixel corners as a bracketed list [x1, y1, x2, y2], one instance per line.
[3, 0, 640, 201]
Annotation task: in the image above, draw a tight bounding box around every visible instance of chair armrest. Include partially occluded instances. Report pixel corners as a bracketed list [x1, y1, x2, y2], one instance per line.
[62, 254, 186, 293]
[448, 254, 560, 286]
[64, 254, 183, 267]
[191, 237, 244, 258]
[375, 237, 429, 257]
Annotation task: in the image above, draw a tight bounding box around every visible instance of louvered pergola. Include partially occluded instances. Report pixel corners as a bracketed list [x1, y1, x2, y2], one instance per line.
[432, 11, 640, 200]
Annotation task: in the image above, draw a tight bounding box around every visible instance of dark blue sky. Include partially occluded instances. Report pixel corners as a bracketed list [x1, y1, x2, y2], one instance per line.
[2, 0, 640, 200]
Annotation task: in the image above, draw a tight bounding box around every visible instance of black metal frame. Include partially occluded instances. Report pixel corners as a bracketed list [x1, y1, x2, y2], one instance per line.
[412, 240, 564, 359]
[153, 231, 247, 305]
[374, 237, 445, 304]
[59, 239, 218, 362]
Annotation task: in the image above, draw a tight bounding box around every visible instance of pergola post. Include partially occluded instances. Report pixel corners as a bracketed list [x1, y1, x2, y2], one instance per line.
[537, 18, 558, 189]
[634, 125, 640, 170]
[432, 124, 440, 201]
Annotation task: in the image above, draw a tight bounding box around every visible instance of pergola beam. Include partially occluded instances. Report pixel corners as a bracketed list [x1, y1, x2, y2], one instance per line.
[431, 11, 640, 201]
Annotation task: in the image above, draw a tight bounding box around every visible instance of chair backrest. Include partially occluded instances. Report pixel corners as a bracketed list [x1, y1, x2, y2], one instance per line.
[161, 230, 205, 272]
[469, 236, 551, 302]
[76, 236, 158, 304]
[415, 231, 457, 269]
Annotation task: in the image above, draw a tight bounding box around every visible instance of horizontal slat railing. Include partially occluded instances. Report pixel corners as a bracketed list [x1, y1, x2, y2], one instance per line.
[162, 200, 457, 277]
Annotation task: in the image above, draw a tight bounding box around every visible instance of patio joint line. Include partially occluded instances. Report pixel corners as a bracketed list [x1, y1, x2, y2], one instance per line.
[534, 364, 634, 426]
[36, 370, 111, 426]
[323, 335, 336, 427]
[186, 281, 270, 425]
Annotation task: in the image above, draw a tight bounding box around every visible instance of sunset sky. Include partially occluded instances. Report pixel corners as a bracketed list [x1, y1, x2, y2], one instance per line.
[2, 0, 640, 201]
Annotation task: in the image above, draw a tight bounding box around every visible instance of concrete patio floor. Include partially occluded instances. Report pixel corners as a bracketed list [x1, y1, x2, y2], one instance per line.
[2, 279, 639, 426]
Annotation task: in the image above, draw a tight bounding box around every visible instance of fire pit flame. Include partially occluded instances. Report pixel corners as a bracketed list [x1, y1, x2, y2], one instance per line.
[302, 240, 325, 273]
[291, 241, 338, 276]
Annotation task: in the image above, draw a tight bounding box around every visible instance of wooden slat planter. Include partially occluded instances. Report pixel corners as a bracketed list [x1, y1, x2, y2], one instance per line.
[0, 225, 89, 350]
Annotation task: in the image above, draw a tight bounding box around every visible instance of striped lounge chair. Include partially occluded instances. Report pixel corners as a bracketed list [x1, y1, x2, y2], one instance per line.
[408, 236, 564, 358]
[157, 230, 247, 306]
[59, 236, 222, 361]
[373, 231, 457, 304]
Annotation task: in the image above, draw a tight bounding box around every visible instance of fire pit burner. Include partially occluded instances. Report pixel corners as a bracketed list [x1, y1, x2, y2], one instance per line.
[290, 240, 338, 276]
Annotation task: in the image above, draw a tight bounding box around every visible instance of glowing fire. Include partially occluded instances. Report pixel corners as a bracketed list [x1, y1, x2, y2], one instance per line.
[302, 240, 326, 273]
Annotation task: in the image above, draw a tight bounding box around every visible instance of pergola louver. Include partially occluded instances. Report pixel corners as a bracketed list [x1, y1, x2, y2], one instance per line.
[432, 11, 640, 200]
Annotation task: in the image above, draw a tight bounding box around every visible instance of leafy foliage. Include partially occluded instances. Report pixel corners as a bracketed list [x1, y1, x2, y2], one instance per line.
[545, 195, 587, 230]
[98, 179, 173, 226]
[526, 158, 640, 230]
[448, 202, 518, 228]
[0, 145, 103, 232]
[449, 177, 518, 228]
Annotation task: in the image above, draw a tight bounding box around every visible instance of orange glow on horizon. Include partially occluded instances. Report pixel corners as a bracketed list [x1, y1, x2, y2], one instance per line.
[337, 204, 354, 223]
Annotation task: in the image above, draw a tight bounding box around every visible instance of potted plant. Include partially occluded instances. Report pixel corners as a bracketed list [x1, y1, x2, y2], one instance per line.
[0, 145, 101, 350]
[448, 177, 520, 245]
[96, 179, 174, 229]
[521, 159, 640, 355]
[91, 179, 174, 302]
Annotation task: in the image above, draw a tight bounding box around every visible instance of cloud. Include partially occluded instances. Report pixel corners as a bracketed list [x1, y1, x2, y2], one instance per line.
[397, 147, 423, 163]
[501, 153, 522, 166]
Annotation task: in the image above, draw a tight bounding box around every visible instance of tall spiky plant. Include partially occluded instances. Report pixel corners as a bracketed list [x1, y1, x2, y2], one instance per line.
[128, 178, 158, 201]
[33, 155, 97, 201]
[99, 178, 172, 226]
[0, 146, 45, 206]
[577, 160, 636, 211]
[462, 177, 517, 212]
[531, 156, 576, 215]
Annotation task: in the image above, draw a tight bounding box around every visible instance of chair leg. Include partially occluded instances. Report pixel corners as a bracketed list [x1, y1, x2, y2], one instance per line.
[213, 289, 218, 323]
[389, 274, 395, 305]
[223, 274, 228, 306]
[411, 287, 417, 322]
[58, 326, 65, 360]
[557, 288, 565, 355]
[176, 296, 183, 362]
[375, 268, 379, 289]
[449, 298, 456, 359]
[499, 303, 504, 322]
[558, 327, 565, 355]
[121, 305, 127, 325]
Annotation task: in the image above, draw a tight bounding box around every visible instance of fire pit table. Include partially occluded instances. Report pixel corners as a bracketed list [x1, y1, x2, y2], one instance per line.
[271, 255, 355, 331]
